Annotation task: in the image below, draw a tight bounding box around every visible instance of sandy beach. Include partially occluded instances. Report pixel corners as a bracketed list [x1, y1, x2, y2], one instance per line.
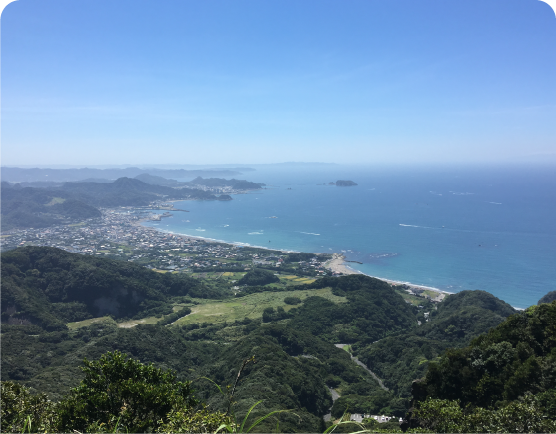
[136, 215, 451, 302]
[323, 253, 451, 301]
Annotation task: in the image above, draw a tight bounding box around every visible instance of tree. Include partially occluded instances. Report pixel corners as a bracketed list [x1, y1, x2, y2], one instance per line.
[56, 351, 201, 432]
[411, 396, 556, 433]
[238, 268, 280, 286]
[0, 381, 58, 433]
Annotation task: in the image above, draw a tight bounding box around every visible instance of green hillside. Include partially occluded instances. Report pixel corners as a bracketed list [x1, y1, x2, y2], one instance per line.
[3, 247, 552, 433]
[357, 290, 516, 397]
[1, 246, 226, 330]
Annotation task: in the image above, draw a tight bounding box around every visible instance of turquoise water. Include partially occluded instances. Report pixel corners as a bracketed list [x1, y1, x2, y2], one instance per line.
[143, 165, 556, 308]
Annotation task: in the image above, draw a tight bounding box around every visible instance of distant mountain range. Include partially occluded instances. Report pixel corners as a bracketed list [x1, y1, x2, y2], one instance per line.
[1, 176, 258, 231]
[0, 167, 253, 183]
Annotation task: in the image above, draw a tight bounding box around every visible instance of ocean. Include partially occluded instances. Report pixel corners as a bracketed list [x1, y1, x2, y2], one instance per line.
[142, 164, 556, 309]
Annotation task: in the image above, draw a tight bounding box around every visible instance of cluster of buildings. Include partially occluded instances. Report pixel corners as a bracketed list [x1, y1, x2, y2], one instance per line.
[349, 413, 401, 424]
[1, 208, 330, 277]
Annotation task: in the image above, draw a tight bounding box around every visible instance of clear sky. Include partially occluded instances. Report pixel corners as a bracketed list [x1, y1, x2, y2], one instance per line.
[1, 0, 555, 166]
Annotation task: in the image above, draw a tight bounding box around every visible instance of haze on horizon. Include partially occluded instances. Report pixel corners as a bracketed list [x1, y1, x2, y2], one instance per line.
[1, 0, 555, 167]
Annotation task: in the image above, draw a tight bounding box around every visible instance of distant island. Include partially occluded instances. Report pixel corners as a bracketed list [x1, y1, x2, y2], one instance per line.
[335, 180, 358, 186]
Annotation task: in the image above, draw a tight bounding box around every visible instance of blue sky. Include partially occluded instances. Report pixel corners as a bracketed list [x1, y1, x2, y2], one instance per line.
[1, 0, 555, 165]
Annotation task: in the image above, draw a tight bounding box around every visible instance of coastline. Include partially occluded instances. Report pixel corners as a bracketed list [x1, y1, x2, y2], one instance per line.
[135, 218, 300, 252]
[324, 253, 453, 297]
[137, 218, 452, 297]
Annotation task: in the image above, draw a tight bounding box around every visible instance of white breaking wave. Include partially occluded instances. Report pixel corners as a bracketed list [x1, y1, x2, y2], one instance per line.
[399, 224, 437, 229]
[450, 191, 474, 195]
[299, 231, 320, 236]
[248, 231, 264, 235]
[195, 229, 206, 232]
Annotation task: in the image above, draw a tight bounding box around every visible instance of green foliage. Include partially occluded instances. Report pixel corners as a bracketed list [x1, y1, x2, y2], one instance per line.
[284, 296, 302, 305]
[0, 381, 58, 433]
[1, 246, 223, 330]
[55, 351, 198, 432]
[413, 301, 556, 409]
[238, 268, 280, 286]
[412, 396, 556, 433]
[158, 306, 192, 325]
[284, 253, 316, 263]
[261, 306, 291, 323]
[358, 290, 516, 397]
[290, 275, 417, 344]
[157, 404, 235, 433]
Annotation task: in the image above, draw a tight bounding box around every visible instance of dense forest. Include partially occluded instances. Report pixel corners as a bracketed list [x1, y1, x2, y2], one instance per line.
[2, 246, 555, 432]
[405, 301, 556, 432]
[1, 246, 227, 330]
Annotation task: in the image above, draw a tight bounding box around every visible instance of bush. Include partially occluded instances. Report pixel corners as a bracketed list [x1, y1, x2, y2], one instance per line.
[238, 268, 280, 286]
[56, 351, 198, 432]
[0, 381, 58, 433]
[284, 296, 302, 305]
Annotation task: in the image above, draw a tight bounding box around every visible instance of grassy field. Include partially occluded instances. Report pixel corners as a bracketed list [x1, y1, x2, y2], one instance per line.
[67, 316, 116, 330]
[117, 316, 162, 328]
[45, 197, 66, 206]
[174, 287, 346, 326]
[67, 287, 345, 329]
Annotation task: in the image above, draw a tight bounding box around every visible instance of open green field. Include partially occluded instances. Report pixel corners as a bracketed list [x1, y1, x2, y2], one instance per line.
[117, 316, 162, 328]
[67, 287, 346, 330]
[45, 197, 66, 206]
[174, 287, 346, 325]
[67, 316, 116, 330]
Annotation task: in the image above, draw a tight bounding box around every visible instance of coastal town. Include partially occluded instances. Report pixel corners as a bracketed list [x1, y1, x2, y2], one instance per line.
[0, 206, 332, 278]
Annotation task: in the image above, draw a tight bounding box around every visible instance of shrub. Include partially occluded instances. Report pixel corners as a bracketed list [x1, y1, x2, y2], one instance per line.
[284, 296, 302, 305]
[56, 351, 198, 432]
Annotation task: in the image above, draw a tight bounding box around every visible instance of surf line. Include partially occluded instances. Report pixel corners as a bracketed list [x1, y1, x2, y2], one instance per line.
[399, 224, 437, 229]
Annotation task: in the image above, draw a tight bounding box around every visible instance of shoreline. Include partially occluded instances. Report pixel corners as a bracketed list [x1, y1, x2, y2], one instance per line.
[137, 217, 453, 296]
[324, 253, 453, 296]
[135, 218, 300, 252]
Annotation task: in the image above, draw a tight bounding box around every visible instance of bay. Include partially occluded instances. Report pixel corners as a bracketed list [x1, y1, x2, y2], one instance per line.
[142, 164, 556, 308]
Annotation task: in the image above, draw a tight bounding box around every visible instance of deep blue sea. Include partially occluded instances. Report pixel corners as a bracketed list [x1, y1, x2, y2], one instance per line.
[142, 164, 556, 308]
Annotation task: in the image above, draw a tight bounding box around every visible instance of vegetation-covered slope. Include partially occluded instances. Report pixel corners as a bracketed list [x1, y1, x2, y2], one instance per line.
[413, 301, 556, 407]
[291, 275, 418, 344]
[1, 247, 226, 330]
[238, 268, 280, 286]
[1, 182, 101, 231]
[57, 177, 217, 206]
[357, 290, 516, 397]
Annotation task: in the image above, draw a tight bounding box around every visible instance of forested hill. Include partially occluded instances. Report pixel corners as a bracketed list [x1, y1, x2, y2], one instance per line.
[1, 177, 232, 230]
[1, 182, 101, 231]
[414, 301, 556, 406]
[357, 290, 516, 397]
[1, 246, 228, 331]
[406, 301, 556, 432]
[3, 247, 547, 433]
[56, 177, 217, 206]
[291, 274, 418, 344]
[187, 176, 265, 190]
